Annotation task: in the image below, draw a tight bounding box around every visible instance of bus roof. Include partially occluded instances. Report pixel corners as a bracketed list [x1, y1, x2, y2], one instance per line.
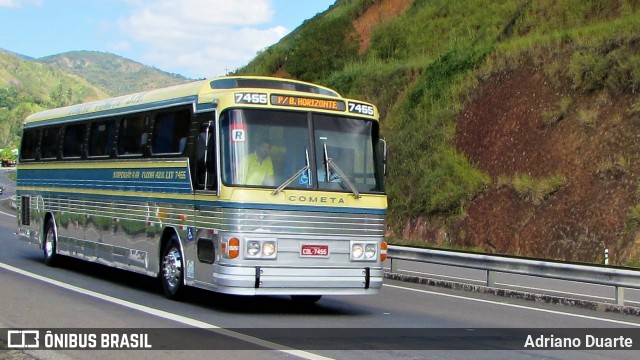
[23, 76, 368, 127]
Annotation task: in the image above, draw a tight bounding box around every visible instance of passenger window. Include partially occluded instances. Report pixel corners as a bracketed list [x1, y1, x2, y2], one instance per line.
[151, 109, 190, 155]
[20, 129, 41, 161]
[117, 116, 148, 156]
[41, 127, 61, 160]
[88, 120, 115, 157]
[63, 124, 86, 158]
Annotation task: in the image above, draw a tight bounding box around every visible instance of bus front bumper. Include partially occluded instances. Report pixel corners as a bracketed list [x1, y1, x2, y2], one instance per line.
[210, 265, 384, 296]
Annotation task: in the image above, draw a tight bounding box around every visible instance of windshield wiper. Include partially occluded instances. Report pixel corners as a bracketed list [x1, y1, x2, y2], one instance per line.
[272, 148, 311, 196]
[323, 142, 360, 199]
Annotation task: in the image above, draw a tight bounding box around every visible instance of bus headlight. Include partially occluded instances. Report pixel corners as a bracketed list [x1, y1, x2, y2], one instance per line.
[263, 242, 276, 257]
[351, 241, 379, 262]
[245, 238, 277, 259]
[365, 244, 377, 259]
[247, 241, 261, 256]
[351, 244, 364, 260]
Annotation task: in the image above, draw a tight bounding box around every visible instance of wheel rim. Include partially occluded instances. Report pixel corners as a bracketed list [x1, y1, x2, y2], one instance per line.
[162, 247, 182, 293]
[44, 227, 55, 259]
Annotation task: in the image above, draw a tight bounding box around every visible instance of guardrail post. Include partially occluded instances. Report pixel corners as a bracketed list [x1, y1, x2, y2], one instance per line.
[615, 286, 625, 306]
[390, 258, 397, 273]
[486, 270, 495, 287]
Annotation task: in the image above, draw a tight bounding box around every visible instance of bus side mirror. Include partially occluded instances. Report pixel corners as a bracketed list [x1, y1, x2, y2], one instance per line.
[379, 139, 387, 176]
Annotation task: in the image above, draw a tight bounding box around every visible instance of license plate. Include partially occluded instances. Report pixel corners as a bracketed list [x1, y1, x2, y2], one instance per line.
[300, 244, 329, 257]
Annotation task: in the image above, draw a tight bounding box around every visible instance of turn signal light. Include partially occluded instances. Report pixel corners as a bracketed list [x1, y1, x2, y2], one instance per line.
[380, 241, 388, 262]
[228, 237, 240, 259]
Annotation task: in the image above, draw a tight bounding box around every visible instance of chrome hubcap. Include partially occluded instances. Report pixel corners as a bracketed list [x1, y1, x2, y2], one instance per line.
[44, 228, 54, 258]
[162, 248, 182, 291]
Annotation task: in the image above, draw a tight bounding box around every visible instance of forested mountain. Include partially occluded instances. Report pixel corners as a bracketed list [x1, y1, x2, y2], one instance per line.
[39, 51, 188, 96]
[0, 49, 189, 151]
[238, 0, 640, 266]
[0, 50, 108, 150]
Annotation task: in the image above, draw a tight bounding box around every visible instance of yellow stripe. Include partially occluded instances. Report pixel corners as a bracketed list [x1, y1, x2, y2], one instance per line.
[18, 186, 386, 209]
[17, 160, 188, 170]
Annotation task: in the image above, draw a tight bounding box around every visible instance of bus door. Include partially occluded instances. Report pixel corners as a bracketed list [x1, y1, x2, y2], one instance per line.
[190, 115, 219, 285]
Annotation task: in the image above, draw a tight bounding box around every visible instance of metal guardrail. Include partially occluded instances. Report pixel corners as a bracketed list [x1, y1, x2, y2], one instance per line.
[387, 245, 640, 306]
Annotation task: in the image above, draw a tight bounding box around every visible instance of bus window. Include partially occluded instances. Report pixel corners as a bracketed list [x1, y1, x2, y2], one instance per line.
[41, 127, 61, 160]
[117, 116, 148, 156]
[88, 120, 115, 157]
[20, 129, 41, 161]
[195, 120, 216, 190]
[63, 124, 87, 158]
[314, 115, 380, 193]
[220, 109, 309, 188]
[151, 109, 190, 155]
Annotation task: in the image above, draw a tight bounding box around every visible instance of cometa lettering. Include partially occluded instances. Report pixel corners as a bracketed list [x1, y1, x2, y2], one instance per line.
[288, 195, 346, 204]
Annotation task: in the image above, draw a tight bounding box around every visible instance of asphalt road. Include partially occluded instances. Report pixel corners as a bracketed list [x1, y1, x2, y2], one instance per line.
[1, 170, 639, 359]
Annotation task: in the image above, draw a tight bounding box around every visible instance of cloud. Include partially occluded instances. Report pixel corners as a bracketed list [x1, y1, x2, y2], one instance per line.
[0, 0, 40, 8]
[119, 0, 288, 78]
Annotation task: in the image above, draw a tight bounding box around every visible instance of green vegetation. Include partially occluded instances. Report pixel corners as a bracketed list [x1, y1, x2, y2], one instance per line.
[237, 0, 640, 255]
[499, 173, 567, 205]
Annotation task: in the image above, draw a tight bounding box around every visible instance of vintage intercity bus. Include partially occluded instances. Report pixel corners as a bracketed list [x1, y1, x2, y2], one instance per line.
[16, 76, 387, 303]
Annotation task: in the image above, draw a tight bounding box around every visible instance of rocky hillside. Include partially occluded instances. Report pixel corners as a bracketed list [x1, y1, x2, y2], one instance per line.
[239, 0, 640, 266]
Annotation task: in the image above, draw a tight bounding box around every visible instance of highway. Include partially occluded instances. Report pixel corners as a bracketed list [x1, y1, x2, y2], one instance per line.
[0, 170, 639, 359]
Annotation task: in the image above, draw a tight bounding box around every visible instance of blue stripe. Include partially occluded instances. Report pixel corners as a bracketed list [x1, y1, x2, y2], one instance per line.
[17, 167, 192, 194]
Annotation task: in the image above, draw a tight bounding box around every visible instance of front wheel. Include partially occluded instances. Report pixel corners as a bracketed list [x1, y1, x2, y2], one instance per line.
[43, 218, 58, 266]
[160, 238, 185, 300]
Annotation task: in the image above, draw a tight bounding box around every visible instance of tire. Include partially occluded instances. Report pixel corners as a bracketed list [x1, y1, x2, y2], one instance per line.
[160, 237, 185, 300]
[43, 218, 58, 266]
[290, 295, 322, 304]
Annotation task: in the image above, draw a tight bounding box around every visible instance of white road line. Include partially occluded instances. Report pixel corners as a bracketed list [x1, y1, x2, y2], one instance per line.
[0, 262, 332, 360]
[392, 268, 640, 306]
[0, 209, 16, 218]
[383, 283, 640, 327]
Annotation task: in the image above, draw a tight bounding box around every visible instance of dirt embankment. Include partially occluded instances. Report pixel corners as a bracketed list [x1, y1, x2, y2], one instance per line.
[453, 66, 640, 264]
[352, 0, 412, 54]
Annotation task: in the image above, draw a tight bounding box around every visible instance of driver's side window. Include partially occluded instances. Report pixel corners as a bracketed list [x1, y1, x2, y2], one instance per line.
[195, 118, 217, 191]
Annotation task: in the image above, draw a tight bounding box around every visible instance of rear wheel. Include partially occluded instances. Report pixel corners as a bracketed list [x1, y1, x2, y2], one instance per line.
[161, 237, 185, 300]
[43, 218, 58, 266]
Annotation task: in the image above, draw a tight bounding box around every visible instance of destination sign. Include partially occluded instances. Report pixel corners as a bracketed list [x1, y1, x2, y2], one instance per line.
[271, 94, 346, 111]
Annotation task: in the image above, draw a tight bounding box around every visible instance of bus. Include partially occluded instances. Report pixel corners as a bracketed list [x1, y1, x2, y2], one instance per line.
[16, 76, 387, 303]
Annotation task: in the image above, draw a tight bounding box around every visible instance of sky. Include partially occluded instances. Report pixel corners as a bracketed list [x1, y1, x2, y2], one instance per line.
[0, 0, 336, 79]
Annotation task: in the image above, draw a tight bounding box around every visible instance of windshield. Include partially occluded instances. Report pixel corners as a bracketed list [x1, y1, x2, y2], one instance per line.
[220, 109, 383, 193]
